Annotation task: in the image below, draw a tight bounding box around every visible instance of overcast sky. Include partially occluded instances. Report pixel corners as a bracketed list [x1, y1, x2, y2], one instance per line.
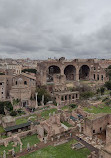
[0, 0, 111, 59]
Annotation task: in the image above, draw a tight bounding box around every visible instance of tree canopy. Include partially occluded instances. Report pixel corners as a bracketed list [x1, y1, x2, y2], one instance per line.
[36, 86, 51, 105]
[22, 69, 37, 74]
[0, 101, 13, 115]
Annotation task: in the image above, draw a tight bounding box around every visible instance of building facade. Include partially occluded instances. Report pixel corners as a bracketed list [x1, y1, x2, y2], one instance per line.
[37, 58, 109, 86]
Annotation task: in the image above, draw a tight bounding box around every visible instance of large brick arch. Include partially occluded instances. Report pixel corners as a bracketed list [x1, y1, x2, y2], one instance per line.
[79, 65, 90, 80]
[47, 65, 61, 82]
[48, 65, 61, 74]
[64, 65, 76, 81]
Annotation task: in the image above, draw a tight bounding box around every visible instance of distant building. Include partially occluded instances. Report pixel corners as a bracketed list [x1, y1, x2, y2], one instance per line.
[7, 64, 22, 75]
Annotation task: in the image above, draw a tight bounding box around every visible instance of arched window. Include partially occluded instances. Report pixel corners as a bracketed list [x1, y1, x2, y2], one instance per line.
[24, 81, 27, 85]
[94, 74, 96, 80]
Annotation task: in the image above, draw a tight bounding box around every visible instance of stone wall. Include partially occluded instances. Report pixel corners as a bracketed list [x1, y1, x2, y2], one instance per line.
[0, 128, 37, 146]
[106, 125, 111, 145]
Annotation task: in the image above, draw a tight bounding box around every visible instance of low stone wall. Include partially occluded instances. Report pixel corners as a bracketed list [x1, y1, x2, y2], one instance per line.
[0, 136, 13, 146]
[61, 123, 69, 130]
[14, 105, 51, 121]
[0, 128, 37, 146]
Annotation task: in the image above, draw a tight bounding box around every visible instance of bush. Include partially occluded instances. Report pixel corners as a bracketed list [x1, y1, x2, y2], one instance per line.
[17, 109, 25, 115]
[4, 101, 13, 111]
[106, 66, 111, 80]
[22, 69, 37, 74]
[105, 81, 111, 90]
[0, 72, 5, 75]
[96, 96, 101, 100]
[36, 86, 52, 105]
[96, 88, 101, 94]
[0, 101, 13, 115]
[10, 111, 17, 116]
[69, 104, 77, 108]
[105, 100, 111, 106]
[13, 99, 20, 105]
[97, 87, 105, 95]
[100, 87, 105, 95]
[102, 97, 109, 102]
[81, 92, 94, 99]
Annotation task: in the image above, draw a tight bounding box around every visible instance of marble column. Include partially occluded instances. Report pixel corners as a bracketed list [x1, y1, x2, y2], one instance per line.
[35, 92, 38, 108]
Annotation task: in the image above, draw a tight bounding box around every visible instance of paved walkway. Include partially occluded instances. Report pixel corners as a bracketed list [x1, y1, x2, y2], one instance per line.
[74, 136, 99, 154]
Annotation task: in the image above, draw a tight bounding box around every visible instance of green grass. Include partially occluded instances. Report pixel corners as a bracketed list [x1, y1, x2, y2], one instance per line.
[16, 117, 28, 125]
[104, 90, 111, 95]
[61, 105, 76, 112]
[15, 114, 37, 125]
[41, 108, 57, 119]
[0, 134, 40, 156]
[61, 105, 69, 110]
[21, 139, 90, 158]
[22, 134, 40, 149]
[84, 105, 111, 114]
[1, 135, 8, 139]
[16, 109, 57, 125]
[0, 126, 4, 134]
[62, 121, 72, 127]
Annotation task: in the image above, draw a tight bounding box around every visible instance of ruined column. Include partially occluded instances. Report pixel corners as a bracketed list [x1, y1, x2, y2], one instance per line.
[63, 95, 65, 101]
[76, 66, 79, 81]
[35, 92, 38, 108]
[3, 150, 6, 158]
[41, 95, 44, 106]
[12, 148, 15, 157]
[27, 143, 30, 151]
[20, 144, 23, 152]
[44, 137, 47, 144]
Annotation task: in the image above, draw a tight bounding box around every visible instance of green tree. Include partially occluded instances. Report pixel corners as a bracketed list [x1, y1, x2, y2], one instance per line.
[0, 102, 5, 115]
[36, 86, 51, 105]
[0, 101, 13, 115]
[22, 69, 37, 74]
[80, 91, 94, 99]
[69, 104, 77, 108]
[100, 87, 105, 95]
[105, 81, 111, 90]
[4, 101, 13, 111]
[106, 65, 111, 80]
[10, 111, 17, 116]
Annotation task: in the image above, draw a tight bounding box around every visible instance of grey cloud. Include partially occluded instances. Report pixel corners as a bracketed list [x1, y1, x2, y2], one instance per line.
[0, 0, 111, 59]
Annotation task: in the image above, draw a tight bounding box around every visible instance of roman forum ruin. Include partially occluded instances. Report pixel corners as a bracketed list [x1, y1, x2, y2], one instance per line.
[0, 57, 111, 157]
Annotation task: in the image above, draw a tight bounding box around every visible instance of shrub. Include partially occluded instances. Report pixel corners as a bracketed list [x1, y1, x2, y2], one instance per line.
[102, 97, 109, 102]
[81, 92, 94, 99]
[36, 86, 52, 105]
[0, 101, 13, 115]
[105, 100, 111, 106]
[100, 87, 105, 95]
[105, 81, 111, 90]
[10, 111, 17, 116]
[69, 104, 77, 108]
[22, 69, 37, 74]
[17, 109, 25, 114]
[13, 99, 20, 105]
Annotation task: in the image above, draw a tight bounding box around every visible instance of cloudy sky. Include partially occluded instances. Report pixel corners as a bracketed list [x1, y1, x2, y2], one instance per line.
[0, 0, 111, 59]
